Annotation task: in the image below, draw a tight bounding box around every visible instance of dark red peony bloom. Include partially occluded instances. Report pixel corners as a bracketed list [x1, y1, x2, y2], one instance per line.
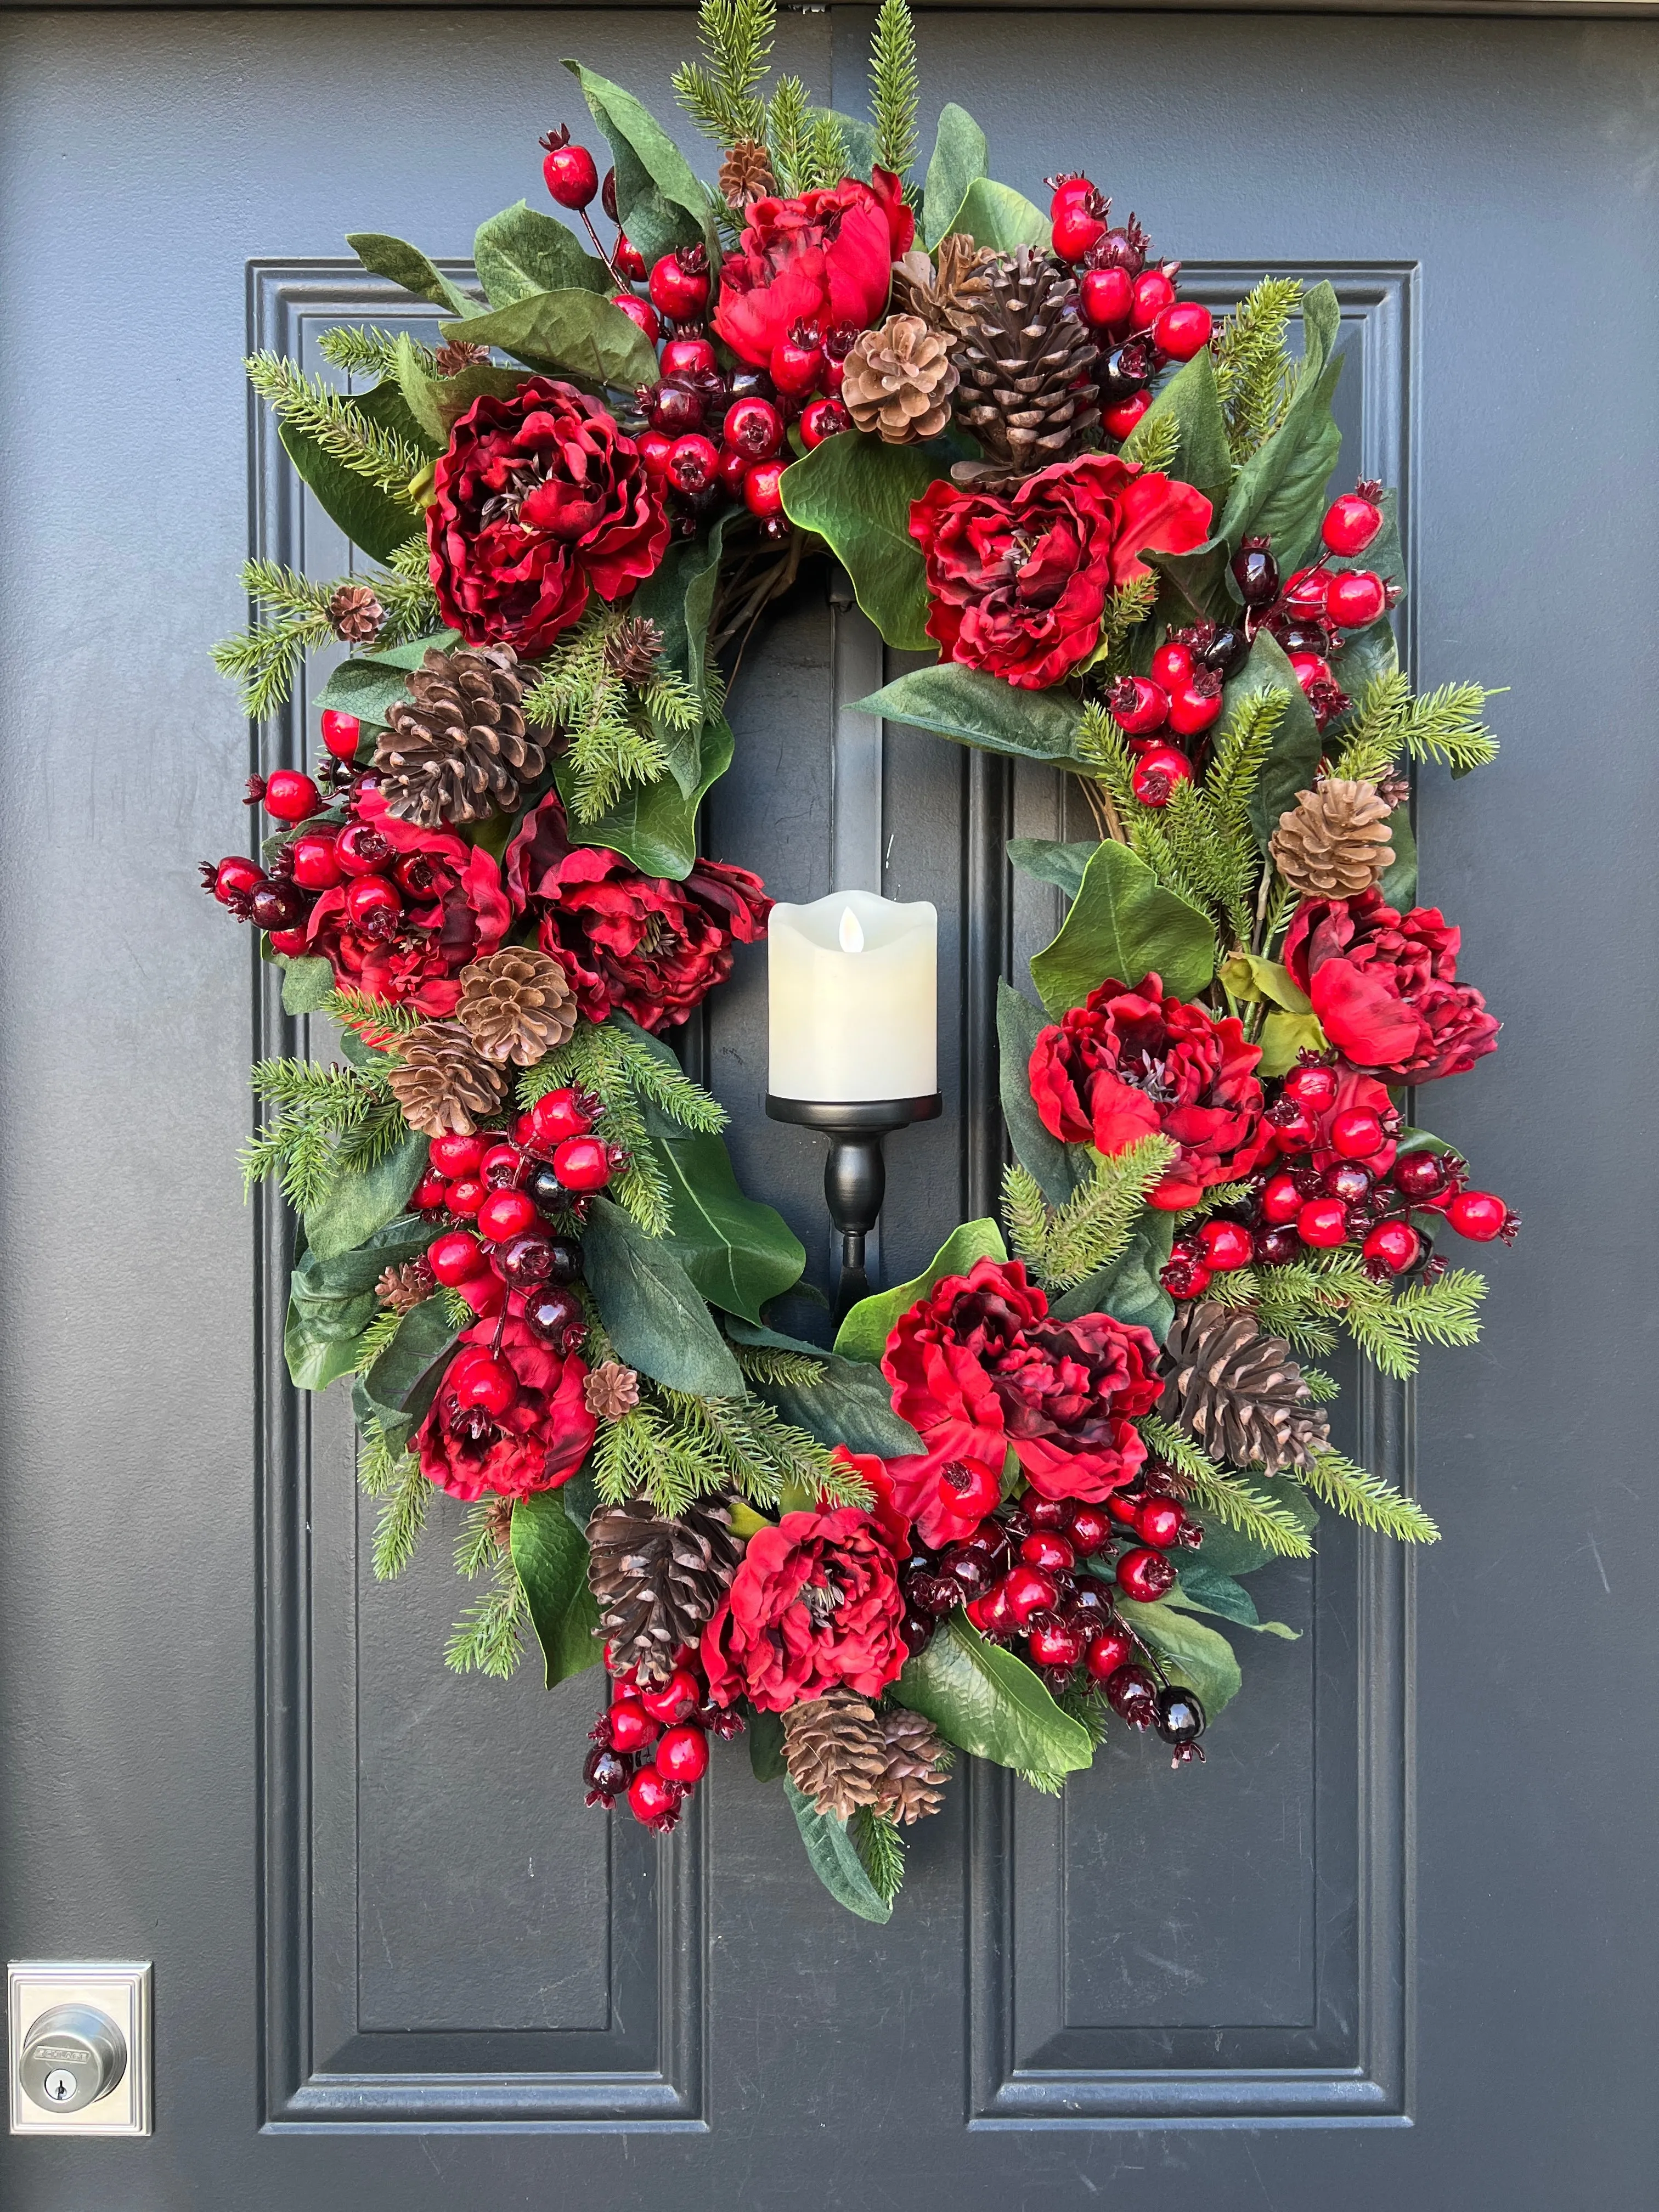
[304, 788, 510, 1016]
[1285, 889, 1500, 1084]
[1029, 973, 1273, 1209]
[882, 1257, 1163, 1503]
[909, 456, 1212, 690]
[713, 170, 911, 373]
[415, 1315, 596, 1503]
[701, 1492, 909, 1712]
[505, 792, 770, 1032]
[427, 376, 668, 658]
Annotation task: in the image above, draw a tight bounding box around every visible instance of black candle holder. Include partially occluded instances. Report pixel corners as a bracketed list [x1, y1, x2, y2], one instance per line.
[766, 1093, 943, 1321]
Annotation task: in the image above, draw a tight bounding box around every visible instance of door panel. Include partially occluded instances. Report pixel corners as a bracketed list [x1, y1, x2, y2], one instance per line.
[2, 9, 1655, 2209]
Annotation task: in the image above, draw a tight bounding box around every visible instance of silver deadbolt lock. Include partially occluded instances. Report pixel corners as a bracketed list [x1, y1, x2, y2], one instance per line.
[18, 2003, 127, 2114]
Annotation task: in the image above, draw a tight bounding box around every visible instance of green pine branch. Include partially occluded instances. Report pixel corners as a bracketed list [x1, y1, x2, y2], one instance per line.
[241, 1055, 400, 1212]
[372, 1453, 431, 1579]
[523, 613, 672, 825]
[317, 325, 437, 380]
[1139, 1415, 1315, 1559]
[1297, 1448, 1439, 1543]
[731, 1341, 830, 1387]
[868, 0, 919, 176]
[1002, 1136, 1177, 1293]
[357, 1413, 411, 1498]
[1174, 1179, 1255, 1226]
[440, 1285, 477, 1332]
[245, 352, 427, 499]
[803, 108, 849, 193]
[1117, 409, 1181, 477]
[324, 988, 424, 1042]
[351, 1307, 405, 1376]
[1212, 276, 1304, 462]
[850, 1806, 907, 1903]
[1332, 671, 1500, 784]
[674, 0, 774, 149]
[211, 544, 438, 718]
[766, 75, 812, 194]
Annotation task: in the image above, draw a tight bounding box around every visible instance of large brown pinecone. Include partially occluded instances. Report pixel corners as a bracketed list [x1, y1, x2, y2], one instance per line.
[889, 234, 996, 334]
[1269, 778, 1396, 899]
[374, 643, 545, 829]
[384, 1019, 506, 1137]
[718, 136, 775, 208]
[950, 246, 1102, 487]
[877, 1705, 950, 1825]
[1160, 1301, 1330, 1474]
[842, 314, 960, 443]
[586, 1497, 744, 1685]
[455, 946, 578, 1066]
[782, 1689, 893, 1820]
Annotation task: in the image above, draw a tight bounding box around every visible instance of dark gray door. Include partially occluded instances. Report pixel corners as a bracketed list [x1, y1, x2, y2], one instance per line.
[2, 6, 1654, 2206]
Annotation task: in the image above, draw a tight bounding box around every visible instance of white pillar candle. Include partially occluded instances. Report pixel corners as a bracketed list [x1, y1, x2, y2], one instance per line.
[768, 889, 938, 1103]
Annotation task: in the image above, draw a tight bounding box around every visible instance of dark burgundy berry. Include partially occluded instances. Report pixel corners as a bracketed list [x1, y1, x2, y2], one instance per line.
[1322, 1161, 1373, 1205]
[1199, 623, 1250, 679]
[1105, 1663, 1159, 1727]
[526, 1161, 568, 1215]
[543, 1234, 584, 1284]
[498, 1231, 556, 1287]
[1255, 1223, 1302, 1267]
[648, 381, 706, 435]
[1064, 1579, 1109, 1626]
[1231, 536, 1279, 608]
[1098, 341, 1154, 400]
[1154, 1684, 1206, 1761]
[601, 165, 619, 221]
[251, 880, 304, 930]
[907, 1572, 962, 1617]
[901, 1611, 937, 1655]
[583, 1743, 631, 1807]
[523, 1283, 585, 1350]
[1025, 1497, 1071, 1531]
[1391, 1149, 1454, 1201]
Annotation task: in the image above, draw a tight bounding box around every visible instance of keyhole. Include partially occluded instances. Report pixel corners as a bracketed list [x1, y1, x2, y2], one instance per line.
[44, 2068, 76, 2102]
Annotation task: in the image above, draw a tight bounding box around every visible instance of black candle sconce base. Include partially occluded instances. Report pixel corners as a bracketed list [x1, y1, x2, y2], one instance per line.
[765, 1093, 943, 1323]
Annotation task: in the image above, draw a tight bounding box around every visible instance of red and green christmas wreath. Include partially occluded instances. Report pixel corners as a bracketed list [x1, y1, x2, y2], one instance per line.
[204, 0, 1514, 1919]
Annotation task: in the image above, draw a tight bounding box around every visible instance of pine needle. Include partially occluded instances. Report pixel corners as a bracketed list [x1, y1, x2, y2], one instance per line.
[850, 1806, 907, 1903]
[244, 352, 427, 500]
[211, 545, 439, 718]
[1297, 1448, 1439, 1543]
[673, 0, 774, 149]
[317, 325, 437, 380]
[1002, 1136, 1177, 1292]
[1117, 409, 1181, 477]
[732, 1341, 830, 1387]
[1139, 1415, 1315, 1559]
[766, 75, 812, 195]
[324, 988, 424, 1045]
[1212, 277, 1304, 462]
[241, 1055, 399, 1211]
[868, 0, 919, 176]
[1332, 671, 1499, 781]
[351, 1307, 405, 1376]
[357, 1414, 410, 1498]
[372, 1454, 431, 1579]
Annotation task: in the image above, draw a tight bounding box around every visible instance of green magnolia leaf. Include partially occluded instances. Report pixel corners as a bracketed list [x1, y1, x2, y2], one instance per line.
[822, 109, 878, 183]
[346, 232, 479, 319]
[1257, 1008, 1327, 1077]
[952, 176, 1049, 254]
[834, 1218, 1007, 1364]
[893, 1612, 1094, 1781]
[361, 1293, 461, 1437]
[1006, 838, 1101, 900]
[1050, 1223, 1176, 1343]
[441, 288, 658, 392]
[996, 979, 1085, 1205]
[1380, 802, 1417, 910]
[556, 713, 733, 880]
[853, 664, 1093, 771]
[1331, 612, 1400, 713]
[391, 331, 449, 447]
[779, 433, 951, 651]
[280, 956, 335, 1015]
[726, 1320, 927, 1460]
[302, 1128, 429, 1263]
[511, 1489, 602, 1688]
[1144, 538, 1236, 628]
[1231, 629, 1325, 848]
[1118, 1594, 1243, 1717]
[1218, 952, 1311, 1013]
[395, 340, 528, 447]
[1029, 839, 1216, 1015]
[923, 103, 988, 245]
[1122, 346, 1234, 509]
[276, 402, 418, 566]
[473, 200, 612, 307]
[315, 637, 459, 730]
[748, 1707, 787, 1781]
[628, 512, 730, 791]
[1164, 1576, 1300, 1640]
[565, 60, 717, 268]
[582, 1195, 744, 1397]
[785, 1780, 893, 1923]
[286, 1214, 434, 1390]
[1217, 280, 1345, 570]
[640, 1099, 805, 1324]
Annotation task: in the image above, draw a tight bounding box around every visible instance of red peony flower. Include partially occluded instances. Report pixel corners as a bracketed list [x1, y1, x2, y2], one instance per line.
[427, 376, 669, 658]
[415, 1315, 596, 1503]
[505, 792, 770, 1031]
[882, 1257, 1163, 1504]
[304, 788, 510, 1015]
[1029, 973, 1273, 1209]
[701, 1493, 909, 1712]
[909, 456, 1212, 690]
[713, 170, 911, 375]
[1285, 889, 1500, 1083]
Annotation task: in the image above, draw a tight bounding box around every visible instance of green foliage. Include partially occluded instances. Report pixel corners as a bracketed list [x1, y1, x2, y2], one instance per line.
[357, 1413, 411, 1499]
[922, 102, 987, 245]
[566, 60, 719, 268]
[836, 1218, 1008, 1364]
[439, 289, 658, 394]
[854, 663, 1093, 771]
[527, 605, 718, 825]
[1029, 837, 1217, 1016]
[445, 1519, 530, 1680]
[211, 544, 438, 718]
[245, 353, 427, 499]
[1252, 1252, 1486, 1379]
[1117, 408, 1181, 478]
[1139, 1415, 1316, 1559]
[786, 1781, 895, 1923]
[241, 1054, 399, 1212]
[1119, 1593, 1243, 1717]
[1299, 1448, 1440, 1543]
[995, 978, 1087, 1206]
[590, 1381, 859, 1518]
[729, 1320, 928, 1459]
[351, 1306, 405, 1376]
[511, 1491, 603, 1687]
[583, 1197, 747, 1396]
[893, 1612, 1095, 1786]
[641, 1098, 806, 1323]
[1003, 1136, 1177, 1293]
[347, 232, 478, 318]
[1332, 670, 1500, 783]
[319, 324, 438, 380]
[673, 0, 773, 149]
[780, 435, 953, 652]
[372, 1452, 431, 1580]
[868, 0, 919, 176]
[1212, 276, 1304, 462]
[731, 1340, 827, 1387]
[471, 202, 612, 308]
[324, 988, 422, 1041]
[849, 1805, 907, 1905]
[952, 176, 1049, 253]
[1216, 282, 1345, 568]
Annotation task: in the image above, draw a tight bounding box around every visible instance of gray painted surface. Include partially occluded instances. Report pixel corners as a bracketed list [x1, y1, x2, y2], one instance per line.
[1, 7, 1655, 2207]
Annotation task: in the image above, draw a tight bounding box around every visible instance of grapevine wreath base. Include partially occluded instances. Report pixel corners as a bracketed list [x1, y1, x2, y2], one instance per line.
[205, 0, 1514, 1917]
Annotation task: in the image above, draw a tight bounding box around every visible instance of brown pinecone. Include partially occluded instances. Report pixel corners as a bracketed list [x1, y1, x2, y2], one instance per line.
[434, 337, 491, 377]
[586, 1496, 744, 1684]
[584, 1361, 641, 1420]
[718, 137, 776, 208]
[1159, 1301, 1330, 1474]
[374, 643, 546, 829]
[603, 615, 664, 686]
[889, 234, 996, 334]
[950, 246, 1102, 487]
[782, 1689, 892, 1820]
[1269, 778, 1396, 899]
[384, 1019, 506, 1138]
[1376, 770, 1412, 811]
[842, 314, 960, 444]
[876, 1705, 950, 1825]
[375, 1257, 435, 1314]
[454, 946, 577, 1066]
[328, 583, 383, 644]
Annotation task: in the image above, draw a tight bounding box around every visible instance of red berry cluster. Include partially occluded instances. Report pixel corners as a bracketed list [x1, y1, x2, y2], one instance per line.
[1107, 630, 1237, 809]
[584, 1649, 741, 1832]
[1047, 177, 1215, 442]
[1163, 1058, 1519, 1300]
[1229, 483, 1397, 730]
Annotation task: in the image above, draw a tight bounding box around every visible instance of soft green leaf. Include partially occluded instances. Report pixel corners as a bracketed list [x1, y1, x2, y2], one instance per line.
[748, 1707, 787, 1782]
[822, 109, 878, 183]
[1380, 799, 1417, 910]
[276, 408, 416, 565]
[315, 640, 459, 731]
[441, 288, 659, 392]
[1217, 280, 1345, 570]
[996, 979, 1086, 1205]
[346, 232, 479, 319]
[556, 713, 733, 880]
[511, 1489, 602, 1688]
[1218, 952, 1311, 1014]
[727, 1319, 927, 1460]
[302, 1128, 428, 1262]
[893, 1612, 1094, 1781]
[1119, 1593, 1243, 1717]
[395, 343, 529, 446]
[280, 956, 336, 1015]
[582, 1195, 744, 1397]
[1050, 1223, 1176, 1344]
[785, 1780, 894, 1923]
[473, 200, 612, 307]
[779, 433, 952, 652]
[286, 1215, 434, 1389]
[1029, 838, 1216, 1015]
[641, 1099, 805, 1323]
[922, 103, 988, 245]
[1164, 1577, 1300, 1640]
[1006, 838, 1101, 900]
[1232, 629, 1326, 848]
[834, 1218, 1007, 1364]
[952, 175, 1049, 253]
[361, 1294, 461, 1436]
[1124, 346, 1234, 509]
[566, 60, 718, 267]
[1257, 1009, 1327, 1077]
[854, 663, 1093, 771]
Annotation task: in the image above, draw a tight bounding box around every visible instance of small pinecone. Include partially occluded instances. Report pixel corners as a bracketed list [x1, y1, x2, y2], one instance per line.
[1160, 1301, 1330, 1474]
[950, 245, 1102, 487]
[842, 314, 960, 444]
[889, 234, 996, 334]
[584, 1361, 641, 1420]
[587, 1496, 744, 1684]
[876, 1705, 950, 1825]
[1268, 778, 1396, 898]
[1376, 770, 1412, 810]
[328, 583, 383, 644]
[375, 1257, 435, 1314]
[455, 946, 578, 1066]
[603, 614, 664, 686]
[782, 1689, 892, 1820]
[384, 1019, 507, 1138]
[718, 136, 775, 208]
[435, 337, 491, 377]
[374, 643, 545, 829]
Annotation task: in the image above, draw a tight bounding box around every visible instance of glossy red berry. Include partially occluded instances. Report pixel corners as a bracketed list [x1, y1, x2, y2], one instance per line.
[413, 1170, 449, 1212]
[1131, 746, 1194, 808]
[1066, 1504, 1112, 1558]
[1322, 482, 1385, 557]
[1261, 1171, 1304, 1226]
[541, 128, 599, 210]
[451, 1353, 518, 1417]
[1051, 195, 1107, 263]
[427, 1230, 483, 1285]
[345, 874, 400, 927]
[1079, 265, 1134, 331]
[1363, 1220, 1423, 1274]
[335, 821, 392, 876]
[431, 1132, 486, 1177]
[475, 1188, 535, 1244]
[799, 394, 851, 447]
[1131, 268, 1177, 328]
[1002, 1565, 1060, 1624]
[1047, 173, 1097, 216]
[1084, 1625, 1135, 1682]
[608, 1697, 661, 1754]
[770, 332, 823, 395]
[612, 292, 659, 343]
[1297, 1197, 1350, 1248]
[639, 1667, 701, 1726]
[934, 1458, 1001, 1522]
[1027, 1615, 1085, 1669]
[1154, 300, 1212, 359]
[1150, 639, 1194, 689]
[614, 233, 646, 280]
[743, 459, 786, 517]
[1108, 675, 1169, 736]
[1330, 1107, 1386, 1159]
[259, 768, 323, 822]
[1446, 1190, 1513, 1242]
[1283, 1063, 1339, 1110]
[1026, 1497, 1071, 1531]
[445, 1177, 485, 1217]
[287, 830, 340, 890]
[529, 1087, 596, 1147]
[552, 1135, 616, 1192]
[668, 433, 720, 493]
[1282, 564, 1335, 619]
[1198, 1220, 1254, 1272]
[723, 394, 784, 459]
[639, 430, 675, 482]
[656, 1723, 709, 1786]
[1325, 569, 1387, 628]
[661, 335, 716, 381]
[522, 1283, 585, 1351]
[1289, 650, 1333, 697]
[1102, 390, 1152, 441]
[649, 248, 710, 320]
[647, 381, 705, 435]
[210, 855, 264, 907]
[627, 1764, 681, 1830]
[1020, 1531, 1076, 1573]
[1166, 674, 1223, 737]
[319, 708, 362, 759]
[477, 1142, 523, 1190]
[1160, 1253, 1213, 1299]
[1116, 1547, 1176, 1602]
[1323, 1160, 1373, 1205]
[1136, 1498, 1185, 1548]
[249, 878, 302, 928]
[1391, 1148, 1453, 1201]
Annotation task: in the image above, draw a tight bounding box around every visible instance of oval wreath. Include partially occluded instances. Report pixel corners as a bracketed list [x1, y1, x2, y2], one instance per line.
[204, 0, 1515, 1920]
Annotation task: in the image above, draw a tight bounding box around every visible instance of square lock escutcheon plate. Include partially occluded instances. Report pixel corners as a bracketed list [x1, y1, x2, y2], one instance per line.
[8, 1961, 152, 2136]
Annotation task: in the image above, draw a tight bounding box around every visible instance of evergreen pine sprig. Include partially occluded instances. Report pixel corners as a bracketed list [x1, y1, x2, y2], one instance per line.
[372, 1453, 431, 1579]
[673, 0, 774, 149]
[1139, 1415, 1316, 1559]
[1088, 573, 1161, 680]
[1249, 1250, 1487, 1379]
[522, 609, 719, 825]
[244, 353, 428, 499]
[1332, 671, 1500, 783]
[592, 1383, 865, 1519]
[731, 1340, 830, 1386]
[765, 78, 847, 195]
[1116, 409, 1182, 477]
[241, 1056, 400, 1210]
[351, 1307, 405, 1376]
[211, 543, 439, 718]
[317, 325, 437, 380]
[1175, 1178, 1255, 1226]
[850, 1806, 906, 1903]
[1212, 276, 1304, 462]
[357, 1413, 411, 1497]
[1299, 1448, 1440, 1543]
[445, 1511, 529, 1678]
[868, 0, 919, 177]
[324, 988, 424, 1044]
[1002, 1136, 1177, 1292]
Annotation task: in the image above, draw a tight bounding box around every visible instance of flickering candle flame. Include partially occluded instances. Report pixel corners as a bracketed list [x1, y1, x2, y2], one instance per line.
[768, 889, 938, 1103]
[838, 905, 865, 954]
